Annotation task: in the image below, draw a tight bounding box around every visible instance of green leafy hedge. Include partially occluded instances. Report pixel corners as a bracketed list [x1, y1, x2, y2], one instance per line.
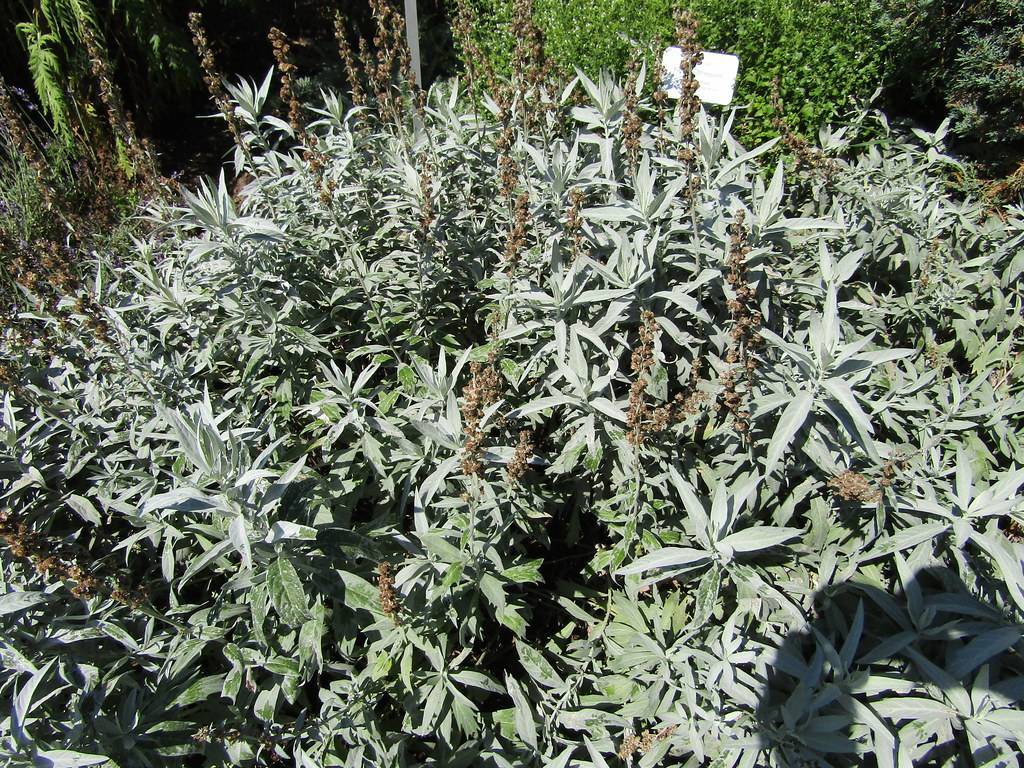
[458, 0, 885, 144]
[3, 33, 1024, 768]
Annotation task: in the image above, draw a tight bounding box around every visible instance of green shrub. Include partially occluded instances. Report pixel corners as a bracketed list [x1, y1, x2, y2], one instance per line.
[686, 0, 883, 143]
[877, 0, 1024, 146]
[458, 0, 886, 143]
[534, 0, 674, 78]
[3, 27, 1024, 768]
[947, 0, 1024, 144]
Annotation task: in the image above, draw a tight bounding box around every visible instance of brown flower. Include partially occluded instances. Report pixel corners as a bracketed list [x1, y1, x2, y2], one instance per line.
[829, 470, 880, 503]
[377, 561, 401, 622]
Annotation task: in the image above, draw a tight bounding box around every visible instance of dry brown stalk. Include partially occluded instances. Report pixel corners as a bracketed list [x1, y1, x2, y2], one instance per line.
[268, 27, 305, 141]
[565, 188, 588, 262]
[333, 10, 366, 108]
[627, 310, 659, 446]
[80, 22, 155, 180]
[673, 6, 702, 165]
[502, 192, 530, 272]
[510, 0, 556, 132]
[720, 211, 762, 436]
[451, 0, 500, 101]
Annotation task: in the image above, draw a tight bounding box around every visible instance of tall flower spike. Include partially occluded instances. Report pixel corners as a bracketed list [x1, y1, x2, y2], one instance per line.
[627, 310, 660, 447]
[721, 211, 761, 438]
[502, 192, 530, 273]
[377, 561, 401, 622]
[451, 0, 500, 103]
[189, 12, 251, 165]
[673, 6, 701, 164]
[506, 430, 534, 483]
[0, 77, 47, 193]
[369, 0, 401, 121]
[623, 54, 643, 173]
[460, 353, 503, 476]
[510, 0, 555, 131]
[565, 188, 588, 263]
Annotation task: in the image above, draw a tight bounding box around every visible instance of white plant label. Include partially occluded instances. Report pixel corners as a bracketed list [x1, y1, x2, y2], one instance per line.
[661, 47, 739, 106]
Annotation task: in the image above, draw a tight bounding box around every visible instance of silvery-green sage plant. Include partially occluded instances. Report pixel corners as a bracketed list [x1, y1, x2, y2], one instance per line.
[2, 3, 1024, 766]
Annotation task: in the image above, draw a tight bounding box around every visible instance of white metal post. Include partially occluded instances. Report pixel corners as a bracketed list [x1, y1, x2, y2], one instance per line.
[404, 0, 422, 86]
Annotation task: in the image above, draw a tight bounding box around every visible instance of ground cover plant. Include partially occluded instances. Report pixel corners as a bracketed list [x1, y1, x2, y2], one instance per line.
[3, 2, 1024, 766]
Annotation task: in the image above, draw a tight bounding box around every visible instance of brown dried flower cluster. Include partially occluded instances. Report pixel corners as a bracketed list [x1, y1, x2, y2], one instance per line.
[306, 149, 337, 205]
[0, 510, 143, 606]
[1004, 517, 1024, 544]
[7, 236, 78, 306]
[828, 470, 881, 503]
[675, 358, 710, 417]
[720, 212, 762, 436]
[2, 233, 110, 369]
[506, 430, 534, 483]
[618, 725, 678, 759]
[461, 354, 503, 475]
[268, 28, 304, 141]
[498, 139, 519, 201]
[628, 312, 708, 447]
[880, 458, 899, 489]
[377, 560, 401, 622]
[502, 192, 531, 273]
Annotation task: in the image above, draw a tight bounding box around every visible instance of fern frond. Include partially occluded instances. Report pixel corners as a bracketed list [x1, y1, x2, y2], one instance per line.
[15, 21, 73, 146]
[39, 0, 97, 39]
[68, 0, 99, 33]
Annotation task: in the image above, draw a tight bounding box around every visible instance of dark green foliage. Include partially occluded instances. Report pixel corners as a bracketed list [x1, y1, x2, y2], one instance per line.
[0, 1, 456, 164]
[947, 0, 1024, 143]
[3, 0, 197, 148]
[878, 0, 1024, 145]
